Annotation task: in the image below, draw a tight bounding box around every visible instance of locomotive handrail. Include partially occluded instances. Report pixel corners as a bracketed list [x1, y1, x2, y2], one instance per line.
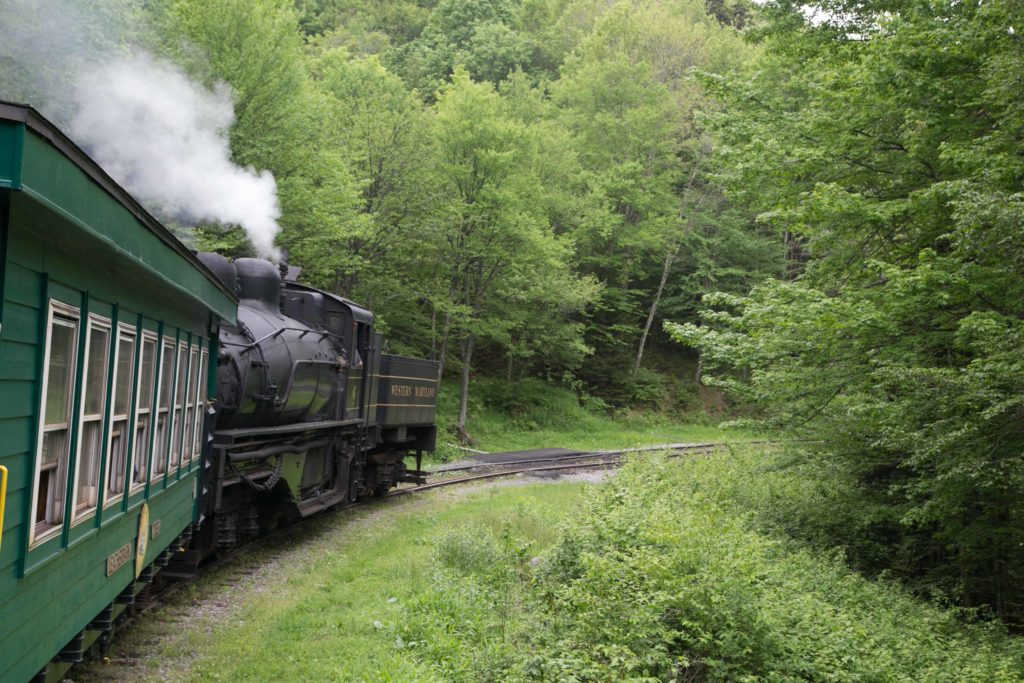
[221, 326, 341, 355]
[0, 465, 7, 552]
[227, 437, 333, 463]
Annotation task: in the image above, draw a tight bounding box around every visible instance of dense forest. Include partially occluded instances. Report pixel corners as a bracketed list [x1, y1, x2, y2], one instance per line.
[2, 0, 1022, 632]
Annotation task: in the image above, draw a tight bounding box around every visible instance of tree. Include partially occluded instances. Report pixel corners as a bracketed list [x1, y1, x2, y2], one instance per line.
[548, 1, 771, 401]
[303, 52, 435, 303]
[427, 70, 593, 439]
[387, 0, 534, 93]
[674, 0, 1024, 622]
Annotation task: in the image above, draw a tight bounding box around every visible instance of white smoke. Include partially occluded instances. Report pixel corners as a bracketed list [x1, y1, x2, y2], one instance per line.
[71, 54, 281, 260]
[0, 0, 282, 260]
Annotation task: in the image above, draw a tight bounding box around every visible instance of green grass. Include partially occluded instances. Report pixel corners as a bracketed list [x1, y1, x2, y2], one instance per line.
[432, 377, 751, 459]
[107, 483, 589, 682]
[397, 450, 1024, 682]
[78, 447, 1024, 682]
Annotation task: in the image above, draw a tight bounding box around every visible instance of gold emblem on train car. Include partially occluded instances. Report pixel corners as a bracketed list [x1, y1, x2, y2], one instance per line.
[135, 502, 150, 579]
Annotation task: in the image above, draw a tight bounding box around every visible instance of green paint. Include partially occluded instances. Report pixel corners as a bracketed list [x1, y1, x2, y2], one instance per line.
[279, 453, 305, 500]
[0, 106, 238, 683]
[0, 121, 23, 190]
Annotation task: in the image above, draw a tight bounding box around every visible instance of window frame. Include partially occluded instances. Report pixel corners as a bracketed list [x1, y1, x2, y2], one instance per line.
[69, 313, 112, 525]
[151, 336, 177, 484]
[29, 300, 81, 548]
[102, 322, 138, 509]
[192, 347, 209, 460]
[130, 330, 159, 494]
[169, 340, 188, 474]
[182, 343, 200, 465]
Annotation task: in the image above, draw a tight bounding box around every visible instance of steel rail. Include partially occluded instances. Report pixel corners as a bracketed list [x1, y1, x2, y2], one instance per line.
[425, 440, 752, 475]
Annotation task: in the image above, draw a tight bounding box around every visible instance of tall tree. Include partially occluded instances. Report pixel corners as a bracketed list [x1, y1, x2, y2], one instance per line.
[549, 0, 772, 401]
[673, 0, 1024, 622]
[428, 70, 593, 439]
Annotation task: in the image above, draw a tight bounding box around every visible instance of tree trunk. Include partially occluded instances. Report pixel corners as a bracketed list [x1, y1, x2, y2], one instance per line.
[634, 244, 679, 373]
[456, 334, 475, 443]
[430, 306, 437, 352]
[436, 312, 451, 382]
[695, 350, 703, 385]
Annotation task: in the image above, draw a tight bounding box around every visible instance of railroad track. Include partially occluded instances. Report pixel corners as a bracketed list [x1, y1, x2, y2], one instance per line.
[131, 442, 746, 603]
[392, 441, 743, 493]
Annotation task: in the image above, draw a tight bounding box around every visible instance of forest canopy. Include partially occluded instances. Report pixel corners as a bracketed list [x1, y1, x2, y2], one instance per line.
[670, 0, 1024, 625]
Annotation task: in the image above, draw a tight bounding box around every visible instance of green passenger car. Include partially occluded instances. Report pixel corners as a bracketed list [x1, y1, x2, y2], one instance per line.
[0, 103, 237, 683]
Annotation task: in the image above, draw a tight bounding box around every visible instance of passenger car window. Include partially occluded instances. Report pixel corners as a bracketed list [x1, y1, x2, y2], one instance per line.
[104, 324, 137, 505]
[132, 333, 158, 489]
[31, 302, 80, 545]
[72, 315, 111, 521]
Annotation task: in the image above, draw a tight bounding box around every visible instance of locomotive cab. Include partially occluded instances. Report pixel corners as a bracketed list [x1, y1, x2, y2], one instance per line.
[281, 281, 375, 422]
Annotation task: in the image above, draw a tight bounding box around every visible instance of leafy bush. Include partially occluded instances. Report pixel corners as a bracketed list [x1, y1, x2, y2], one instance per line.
[398, 452, 1024, 681]
[623, 366, 671, 408]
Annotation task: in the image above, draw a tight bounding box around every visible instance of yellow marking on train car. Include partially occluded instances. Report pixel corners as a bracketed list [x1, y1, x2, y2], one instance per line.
[377, 375, 439, 383]
[0, 465, 7, 552]
[374, 403, 435, 408]
[134, 503, 149, 579]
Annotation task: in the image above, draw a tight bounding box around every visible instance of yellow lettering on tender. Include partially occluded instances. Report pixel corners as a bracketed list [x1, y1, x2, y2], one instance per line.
[0, 465, 7, 552]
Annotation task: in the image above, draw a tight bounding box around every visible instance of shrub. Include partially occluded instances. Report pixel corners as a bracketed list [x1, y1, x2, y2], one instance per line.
[399, 451, 1024, 681]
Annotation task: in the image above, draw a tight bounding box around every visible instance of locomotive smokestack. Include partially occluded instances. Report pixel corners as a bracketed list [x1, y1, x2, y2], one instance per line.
[278, 248, 290, 281]
[235, 258, 283, 314]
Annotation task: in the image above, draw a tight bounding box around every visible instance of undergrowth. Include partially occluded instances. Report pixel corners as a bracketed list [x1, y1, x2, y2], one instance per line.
[397, 451, 1024, 681]
[431, 377, 743, 461]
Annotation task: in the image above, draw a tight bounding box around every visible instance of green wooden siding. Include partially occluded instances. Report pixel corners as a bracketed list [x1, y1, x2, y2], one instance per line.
[0, 120, 23, 189]
[0, 105, 237, 683]
[0, 221, 212, 681]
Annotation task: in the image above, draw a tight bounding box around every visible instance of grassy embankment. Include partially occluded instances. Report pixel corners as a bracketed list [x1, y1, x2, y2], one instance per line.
[88, 444, 1024, 682]
[77, 482, 590, 682]
[430, 377, 748, 459]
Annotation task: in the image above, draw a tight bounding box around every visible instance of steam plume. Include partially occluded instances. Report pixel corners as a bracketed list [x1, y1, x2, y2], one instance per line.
[0, 0, 282, 260]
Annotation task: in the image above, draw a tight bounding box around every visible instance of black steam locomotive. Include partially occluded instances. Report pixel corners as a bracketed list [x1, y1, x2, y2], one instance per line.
[184, 254, 438, 565]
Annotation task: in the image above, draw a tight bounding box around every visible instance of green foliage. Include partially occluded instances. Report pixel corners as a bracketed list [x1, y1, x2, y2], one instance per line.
[387, 0, 533, 91]
[673, 0, 1024, 622]
[15, 0, 778, 433]
[161, 0, 307, 170]
[397, 453, 1024, 681]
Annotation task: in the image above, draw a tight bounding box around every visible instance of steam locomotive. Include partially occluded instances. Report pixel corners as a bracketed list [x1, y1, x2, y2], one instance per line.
[186, 253, 438, 564]
[0, 102, 437, 682]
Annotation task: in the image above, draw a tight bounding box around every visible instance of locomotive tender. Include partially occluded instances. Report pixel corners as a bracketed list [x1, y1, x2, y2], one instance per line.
[0, 102, 438, 682]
